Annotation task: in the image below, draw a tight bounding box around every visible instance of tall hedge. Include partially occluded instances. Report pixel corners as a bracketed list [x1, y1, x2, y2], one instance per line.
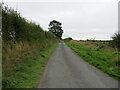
[2, 5, 57, 42]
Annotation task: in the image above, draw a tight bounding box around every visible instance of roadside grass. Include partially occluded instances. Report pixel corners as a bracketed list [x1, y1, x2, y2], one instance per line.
[66, 41, 120, 81]
[2, 43, 58, 88]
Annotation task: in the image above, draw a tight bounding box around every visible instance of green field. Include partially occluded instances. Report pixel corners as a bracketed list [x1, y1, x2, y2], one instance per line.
[66, 40, 120, 81]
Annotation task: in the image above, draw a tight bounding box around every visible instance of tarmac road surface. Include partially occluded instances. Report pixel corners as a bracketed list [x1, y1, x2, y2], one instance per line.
[38, 42, 119, 88]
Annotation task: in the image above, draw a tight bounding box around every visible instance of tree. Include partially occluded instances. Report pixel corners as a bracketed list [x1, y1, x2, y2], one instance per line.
[48, 20, 63, 39]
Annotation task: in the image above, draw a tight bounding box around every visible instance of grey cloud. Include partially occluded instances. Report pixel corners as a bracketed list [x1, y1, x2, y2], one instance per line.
[5, 1, 118, 40]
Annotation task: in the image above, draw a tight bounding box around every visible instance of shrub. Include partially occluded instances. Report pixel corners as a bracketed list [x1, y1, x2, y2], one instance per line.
[111, 31, 120, 51]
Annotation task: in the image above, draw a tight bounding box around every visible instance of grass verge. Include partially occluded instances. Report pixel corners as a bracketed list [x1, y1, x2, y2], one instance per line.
[66, 42, 120, 81]
[3, 43, 58, 88]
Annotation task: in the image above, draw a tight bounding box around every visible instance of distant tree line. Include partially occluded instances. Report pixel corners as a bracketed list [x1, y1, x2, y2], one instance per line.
[64, 37, 72, 41]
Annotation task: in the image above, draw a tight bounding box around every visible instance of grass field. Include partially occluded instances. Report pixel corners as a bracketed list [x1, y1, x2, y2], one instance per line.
[2, 43, 58, 88]
[66, 40, 120, 81]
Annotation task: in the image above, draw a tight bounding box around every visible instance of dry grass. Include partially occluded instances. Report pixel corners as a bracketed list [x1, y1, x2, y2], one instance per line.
[3, 41, 37, 76]
[70, 40, 116, 52]
[2, 40, 58, 88]
[3, 40, 57, 77]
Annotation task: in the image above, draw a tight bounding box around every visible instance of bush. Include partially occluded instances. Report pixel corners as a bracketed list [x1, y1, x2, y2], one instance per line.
[64, 37, 72, 41]
[111, 32, 120, 51]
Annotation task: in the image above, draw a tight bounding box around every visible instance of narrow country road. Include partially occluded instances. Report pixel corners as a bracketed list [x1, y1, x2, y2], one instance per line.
[38, 41, 118, 88]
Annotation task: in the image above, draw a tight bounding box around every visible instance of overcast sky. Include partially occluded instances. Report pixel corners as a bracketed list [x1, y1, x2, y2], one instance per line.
[4, 0, 119, 40]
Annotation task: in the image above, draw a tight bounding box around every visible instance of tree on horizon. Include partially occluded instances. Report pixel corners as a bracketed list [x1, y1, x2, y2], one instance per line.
[48, 20, 63, 39]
